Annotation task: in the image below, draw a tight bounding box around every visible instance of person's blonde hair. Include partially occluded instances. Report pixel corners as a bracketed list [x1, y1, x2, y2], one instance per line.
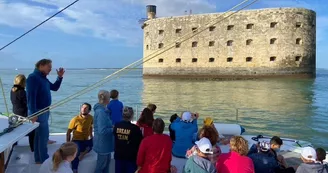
[230, 136, 249, 156]
[12, 74, 26, 92]
[98, 90, 110, 104]
[52, 142, 77, 171]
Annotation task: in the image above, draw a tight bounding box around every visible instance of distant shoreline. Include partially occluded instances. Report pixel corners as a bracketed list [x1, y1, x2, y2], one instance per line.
[0, 68, 143, 70]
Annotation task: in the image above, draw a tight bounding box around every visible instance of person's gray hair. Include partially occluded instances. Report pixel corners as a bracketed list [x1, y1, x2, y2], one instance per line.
[98, 90, 110, 104]
[123, 106, 134, 120]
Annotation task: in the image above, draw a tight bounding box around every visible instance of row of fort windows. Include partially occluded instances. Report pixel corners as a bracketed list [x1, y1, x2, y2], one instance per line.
[146, 22, 306, 36]
[147, 38, 303, 49]
[157, 56, 302, 63]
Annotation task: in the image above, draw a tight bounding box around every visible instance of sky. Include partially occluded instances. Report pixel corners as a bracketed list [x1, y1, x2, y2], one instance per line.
[0, 0, 327, 69]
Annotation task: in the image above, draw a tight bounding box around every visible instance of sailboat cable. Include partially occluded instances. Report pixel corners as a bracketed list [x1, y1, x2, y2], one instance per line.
[24, 0, 260, 122]
[0, 78, 9, 115]
[0, 0, 80, 52]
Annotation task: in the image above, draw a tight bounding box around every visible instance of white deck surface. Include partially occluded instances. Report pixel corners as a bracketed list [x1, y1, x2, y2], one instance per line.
[0, 116, 38, 153]
[6, 133, 327, 173]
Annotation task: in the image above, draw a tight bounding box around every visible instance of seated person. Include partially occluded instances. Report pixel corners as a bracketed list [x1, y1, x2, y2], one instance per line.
[137, 108, 154, 138]
[316, 148, 327, 164]
[66, 103, 93, 173]
[249, 136, 295, 173]
[186, 125, 221, 165]
[296, 147, 328, 173]
[248, 141, 280, 173]
[169, 114, 178, 142]
[183, 137, 216, 173]
[171, 111, 199, 158]
[136, 118, 176, 173]
[216, 136, 255, 173]
[39, 142, 78, 173]
[193, 117, 229, 145]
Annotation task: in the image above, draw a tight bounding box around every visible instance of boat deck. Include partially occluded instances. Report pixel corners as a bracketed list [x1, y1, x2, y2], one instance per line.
[4, 133, 308, 173]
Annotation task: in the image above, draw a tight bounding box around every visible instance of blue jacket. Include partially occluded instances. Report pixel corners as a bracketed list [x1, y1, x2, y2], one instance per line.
[107, 99, 123, 125]
[93, 103, 113, 154]
[26, 69, 62, 123]
[171, 117, 198, 158]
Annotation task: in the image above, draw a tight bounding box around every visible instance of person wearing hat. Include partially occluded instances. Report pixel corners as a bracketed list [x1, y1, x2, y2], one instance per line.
[113, 106, 143, 173]
[171, 111, 199, 158]
[248, 141, 280, 173]
[183, 137, 216, 173]
[296, 147, 328, 173]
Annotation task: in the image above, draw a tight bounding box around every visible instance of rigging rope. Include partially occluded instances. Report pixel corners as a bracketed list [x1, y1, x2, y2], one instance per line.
[26, 0, 260, 121]
[0, 0, 80, 52]
[0, 78, 9, 115]
[0, 0, 260, 133]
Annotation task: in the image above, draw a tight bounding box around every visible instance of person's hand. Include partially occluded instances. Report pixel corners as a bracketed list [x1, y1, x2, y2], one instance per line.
[56, 67, 65, 78]
[31, 117, 38, 123]
[170, 165, 177, 173]
[186, 148, 193, 156]
[194, 112, 199, 119]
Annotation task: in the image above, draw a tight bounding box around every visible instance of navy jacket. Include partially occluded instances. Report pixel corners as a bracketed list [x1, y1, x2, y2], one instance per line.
[10, 85, 28, 117]
[26, 69, 62, 122]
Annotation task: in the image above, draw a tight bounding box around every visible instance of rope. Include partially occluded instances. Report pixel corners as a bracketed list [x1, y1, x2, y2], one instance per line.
[26, 0, 260, 122]
[0, 0, 80, 52]
[0, 78, 9, 115]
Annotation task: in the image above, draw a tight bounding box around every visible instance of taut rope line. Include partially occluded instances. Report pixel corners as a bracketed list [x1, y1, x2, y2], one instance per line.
[0, 0, 80, 52]
[0, 78, 9, 115]
[26, 0, 260, 122]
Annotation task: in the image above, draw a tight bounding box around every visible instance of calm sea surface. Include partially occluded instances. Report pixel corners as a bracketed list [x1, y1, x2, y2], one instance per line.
[0, 68, 327, 149]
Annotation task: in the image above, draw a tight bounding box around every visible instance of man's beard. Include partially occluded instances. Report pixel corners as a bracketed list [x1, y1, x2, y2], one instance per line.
[81, 113, 88, 116]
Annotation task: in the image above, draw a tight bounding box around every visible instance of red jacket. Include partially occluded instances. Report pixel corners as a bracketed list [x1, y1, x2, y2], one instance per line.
[216, 151, 255, 173]
[137, 134, 172, 173]
[137, 122, 154, 138]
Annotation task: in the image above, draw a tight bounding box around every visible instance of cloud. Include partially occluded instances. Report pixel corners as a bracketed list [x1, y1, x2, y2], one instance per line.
[0, 0, 216, 45]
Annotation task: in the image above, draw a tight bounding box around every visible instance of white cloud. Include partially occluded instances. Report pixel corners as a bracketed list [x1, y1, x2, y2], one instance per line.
[0, 0, 216, 44]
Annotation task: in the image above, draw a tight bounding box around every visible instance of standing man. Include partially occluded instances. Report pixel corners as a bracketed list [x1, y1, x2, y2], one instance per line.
[26, 59, 65, 164]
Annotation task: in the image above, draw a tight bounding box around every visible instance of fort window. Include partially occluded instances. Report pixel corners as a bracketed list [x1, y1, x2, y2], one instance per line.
[158, 59, 163, 63]
[296, 38, 302, 45]
[146, 45, 149, 50]
[192, 41, 198, 47]
[246, 24, 254, 29]
[295, 56, 301, 61]
[296, 22, 302, 28]
[159, 30, 164, 35]
[246, 39, 253, 45]
[270, 56, 276, 61]
[145, 32, 149, 36]
[227, 57, 233, 62]
[192, 58, 198, 63]
[158, 43, 164, 48]
[176, 58, 181, 63]
[270, 38, 277, 44]
[227, 25, 234, 30]
[209, 41, 215, 47]
[246, 57, 253, 62]
[176, 28, 182, 34]
[296, 12, 303, 15]
[270, 22, 278, 28]
[227, 40, 233, 46]
[209, 58, 215, 62]
[175, 42, 181, 48]
[209, 26, 216, 31]
[192, 27, 197, 33]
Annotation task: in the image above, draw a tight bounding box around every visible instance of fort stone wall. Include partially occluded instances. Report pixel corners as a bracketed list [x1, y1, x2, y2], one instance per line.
[142, 8, 316, 78]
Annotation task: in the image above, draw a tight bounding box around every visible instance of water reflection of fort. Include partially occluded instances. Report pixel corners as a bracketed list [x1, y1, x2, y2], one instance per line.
[142, 78, 315, 137]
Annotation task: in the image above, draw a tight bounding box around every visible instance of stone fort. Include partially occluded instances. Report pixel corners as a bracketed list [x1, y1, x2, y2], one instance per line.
[141, 5, 316, 79]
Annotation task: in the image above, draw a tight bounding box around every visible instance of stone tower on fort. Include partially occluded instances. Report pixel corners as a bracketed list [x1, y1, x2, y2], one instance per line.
[141, 6, 316, 79]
